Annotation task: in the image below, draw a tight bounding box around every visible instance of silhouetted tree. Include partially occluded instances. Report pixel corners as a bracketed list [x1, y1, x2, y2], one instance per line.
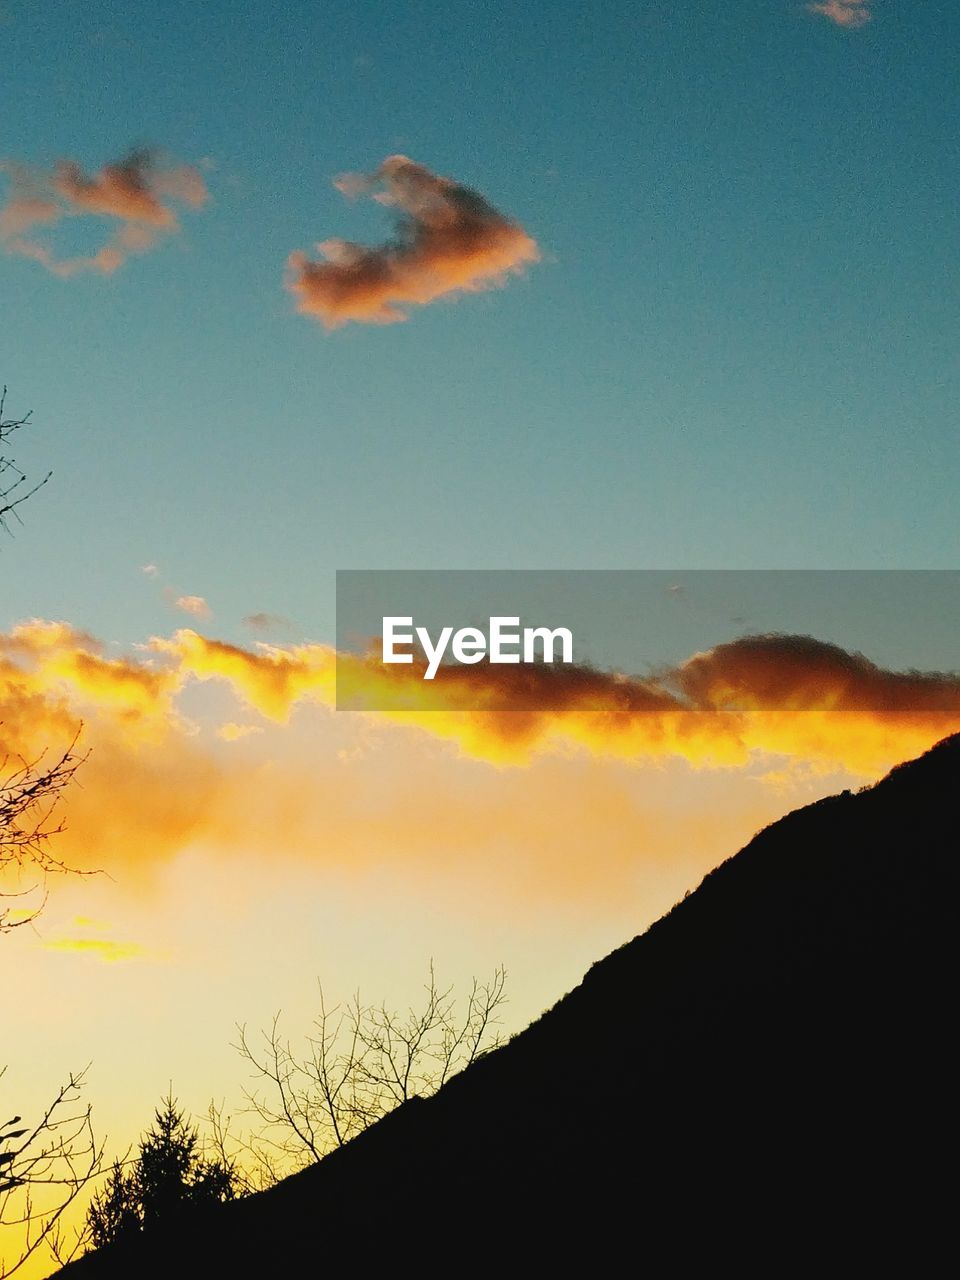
[0, 385, 100, 1277]
[84, 1160, 140, 1251]
[86, 1095, 239, 1251]
[0, 384, 85, 931]
[0, 1068, 103, 1276]
[0, 735, 87, 933]
[225, 963, 507, 1183]
[0, 385, 51, 536]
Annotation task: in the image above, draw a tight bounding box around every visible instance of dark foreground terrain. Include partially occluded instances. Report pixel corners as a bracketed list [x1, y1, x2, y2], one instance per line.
[61, 735, 960, 1274]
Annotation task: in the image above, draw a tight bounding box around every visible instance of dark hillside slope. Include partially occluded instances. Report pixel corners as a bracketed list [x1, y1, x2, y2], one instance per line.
[62, 735, 960, 1274]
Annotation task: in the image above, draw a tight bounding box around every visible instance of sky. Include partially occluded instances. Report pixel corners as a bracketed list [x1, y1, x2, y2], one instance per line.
[2, 1, 959, 1272]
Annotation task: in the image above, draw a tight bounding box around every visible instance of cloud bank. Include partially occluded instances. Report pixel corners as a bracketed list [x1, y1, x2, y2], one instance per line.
[0, 149, 209, 277]
[2, 620, 958, 896]
[4, 618, 958, 769]
[286, 155, 539, 327]
[331, 632, 960, 770]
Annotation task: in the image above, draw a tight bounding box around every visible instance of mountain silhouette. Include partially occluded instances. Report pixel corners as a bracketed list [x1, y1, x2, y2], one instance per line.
[60, 733, 960, 1274]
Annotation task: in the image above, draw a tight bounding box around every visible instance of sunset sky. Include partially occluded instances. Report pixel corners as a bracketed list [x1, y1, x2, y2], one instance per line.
[2, 2, 959, 1272]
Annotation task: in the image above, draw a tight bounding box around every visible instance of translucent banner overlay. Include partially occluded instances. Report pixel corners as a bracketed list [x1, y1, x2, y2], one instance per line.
[335, 570, 960, 713]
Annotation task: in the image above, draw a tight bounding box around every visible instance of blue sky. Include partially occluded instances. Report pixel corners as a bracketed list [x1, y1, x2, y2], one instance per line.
[1, 0, 957, 648]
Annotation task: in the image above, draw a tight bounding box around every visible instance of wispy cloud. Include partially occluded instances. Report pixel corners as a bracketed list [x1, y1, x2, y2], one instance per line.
[286, 154, 539, 327]
[0, 149, 209, 277]
[174, 594, 212, 621]
[41, 916, 149, 963]
[42, 937, 148, 962]
[216, 721, 263, 742]
[242, 612, 292, 635]
[808, 0, 873, 28]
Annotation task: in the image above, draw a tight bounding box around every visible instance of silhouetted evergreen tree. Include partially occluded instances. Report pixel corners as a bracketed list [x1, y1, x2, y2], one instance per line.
[86, 1095, 237, 1250]
[87, 1160, 140, 1250]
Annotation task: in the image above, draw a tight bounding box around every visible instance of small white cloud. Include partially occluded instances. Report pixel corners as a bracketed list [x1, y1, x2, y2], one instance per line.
[242, 611, 293, 634]
[174, 594, 212, 621]
[217, 722, 263, 742]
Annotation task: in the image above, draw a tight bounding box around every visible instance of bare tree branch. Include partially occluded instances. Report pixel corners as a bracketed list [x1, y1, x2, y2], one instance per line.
[0, 730, 93, 934]
[0, 1067, 104, 1277]
[0, 383, 104, 1276]
[0, 386, 51, 537]
[229, 964, 508, 1184]
[201, 1101, 283, 1197]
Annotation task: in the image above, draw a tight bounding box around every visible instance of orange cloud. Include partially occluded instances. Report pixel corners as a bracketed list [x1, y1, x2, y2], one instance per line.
[808, 0, 873, 27]
[286, 154, 540, 327]
[675, 634, 960, 714]
[2, 620, 958, 895]
[54, 151, 183, 227]
[140, 627, 960, 774]
[0, 149, 209, 277]
[0, 190, 60, 237]
[5, 621, 959, 777]
[0, 619, 178, 760]
[0, 622, 224, 876]
[0, 234, 129, 278]
[316, 632, 960, 773]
